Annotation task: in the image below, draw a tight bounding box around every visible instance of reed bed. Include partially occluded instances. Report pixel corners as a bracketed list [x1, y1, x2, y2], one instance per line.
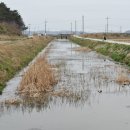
[18, 57, 58, 98]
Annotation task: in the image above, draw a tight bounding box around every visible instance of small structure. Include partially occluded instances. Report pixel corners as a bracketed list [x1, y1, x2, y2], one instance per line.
[58, 33, 71, 39]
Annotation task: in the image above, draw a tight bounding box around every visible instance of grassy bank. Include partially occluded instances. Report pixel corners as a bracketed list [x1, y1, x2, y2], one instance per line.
[70, 36, 130, 67]
[0, 36, 53, 93]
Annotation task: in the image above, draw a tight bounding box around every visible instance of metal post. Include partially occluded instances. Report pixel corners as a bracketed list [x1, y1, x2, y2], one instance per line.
[82, 16, 84, 34]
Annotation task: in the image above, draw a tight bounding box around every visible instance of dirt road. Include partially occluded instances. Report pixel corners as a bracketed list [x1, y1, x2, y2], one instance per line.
[74, 35, 130, 45]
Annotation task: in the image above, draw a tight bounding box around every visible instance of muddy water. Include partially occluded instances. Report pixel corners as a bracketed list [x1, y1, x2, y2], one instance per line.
[0, 39, 130, 130]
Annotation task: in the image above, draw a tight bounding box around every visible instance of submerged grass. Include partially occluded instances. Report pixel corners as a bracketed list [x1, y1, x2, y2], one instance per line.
[73, 47, 91, 52]
[70, 37, 130, 67]
[116, 69, 130, 85]
[0, 36, 53, 93]
[116, 73, 130, 85]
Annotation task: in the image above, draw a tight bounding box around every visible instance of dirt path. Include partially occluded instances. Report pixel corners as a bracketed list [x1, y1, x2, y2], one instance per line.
[0, 39, 130, 130]
[74, 35, 130, 45]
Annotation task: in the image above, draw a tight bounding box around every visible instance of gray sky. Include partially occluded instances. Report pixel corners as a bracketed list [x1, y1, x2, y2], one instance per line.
[2, 0, 130, 32]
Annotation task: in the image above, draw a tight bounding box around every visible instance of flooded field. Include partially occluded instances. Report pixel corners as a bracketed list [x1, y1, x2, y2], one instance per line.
[0, 39, 130, 130]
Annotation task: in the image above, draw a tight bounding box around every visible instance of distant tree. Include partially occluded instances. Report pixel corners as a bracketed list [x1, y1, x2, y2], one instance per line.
[0, 2, 26, 31]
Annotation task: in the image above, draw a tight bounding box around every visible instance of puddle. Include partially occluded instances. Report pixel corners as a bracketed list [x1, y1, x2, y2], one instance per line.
[0, 39, 130, 130]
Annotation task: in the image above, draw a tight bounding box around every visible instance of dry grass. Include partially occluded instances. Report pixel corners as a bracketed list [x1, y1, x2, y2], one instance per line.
[0, 35, 25, 41]
[73, 47, 91, 52]
[116, 73, 130, 85]
[51, 89, 81, 99]
[4, 99, 22, 105]
[18, 57, 58, 98]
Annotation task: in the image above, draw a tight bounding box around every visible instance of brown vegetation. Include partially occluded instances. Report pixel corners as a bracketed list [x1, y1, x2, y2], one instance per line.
[116, 73, 130, 85]
[0, 34, 25, 41]
[4, 99, 22, 105]
[51, 88, 81, 100]
[73, 47, 91, 52]
[18, 57, 58, 98]
[0, 22, 22, 35]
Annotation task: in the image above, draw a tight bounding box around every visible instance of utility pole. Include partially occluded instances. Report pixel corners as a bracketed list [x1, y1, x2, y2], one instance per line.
[45, 20, 47, 36]
[33, 26, 36, 35]
[37, 25, 39, 35]
[82, 16, 85, 34]
[105, 24, 107, 34]
[120, 26, 122, 33]
[71, 22, 73, 34]
[28, 24, 31, 36]
[106, 17, 110, 34]
[75, 20, 77, 35]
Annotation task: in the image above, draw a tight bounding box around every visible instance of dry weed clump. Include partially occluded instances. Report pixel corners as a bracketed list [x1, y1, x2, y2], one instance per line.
[73, 47, 91, 52]
[4, 99, 22, 105]
[18, 57, 58, 98]
[116, 73, 130, 85]
[51, 88, 81, 99]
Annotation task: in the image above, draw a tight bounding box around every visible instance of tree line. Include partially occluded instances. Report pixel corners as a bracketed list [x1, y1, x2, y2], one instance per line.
[0, 2, 26, 31]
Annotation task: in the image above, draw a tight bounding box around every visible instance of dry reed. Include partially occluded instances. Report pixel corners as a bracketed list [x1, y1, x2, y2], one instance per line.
[4, 99, 22, 105]
[73, 47, 91, 52]
[18, 57, 57, 98]
[116, 73, 130, 85]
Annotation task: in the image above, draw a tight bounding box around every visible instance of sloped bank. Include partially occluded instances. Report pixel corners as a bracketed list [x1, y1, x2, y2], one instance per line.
[0, 36, 53, 93]
[70, 36, 130, 67]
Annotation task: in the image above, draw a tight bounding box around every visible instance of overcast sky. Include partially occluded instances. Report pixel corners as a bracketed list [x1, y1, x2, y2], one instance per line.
[2, 0, 130, 32]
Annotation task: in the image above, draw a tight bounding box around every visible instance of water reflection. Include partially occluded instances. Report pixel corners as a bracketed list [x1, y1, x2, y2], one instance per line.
[0, 88, 91, 115]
